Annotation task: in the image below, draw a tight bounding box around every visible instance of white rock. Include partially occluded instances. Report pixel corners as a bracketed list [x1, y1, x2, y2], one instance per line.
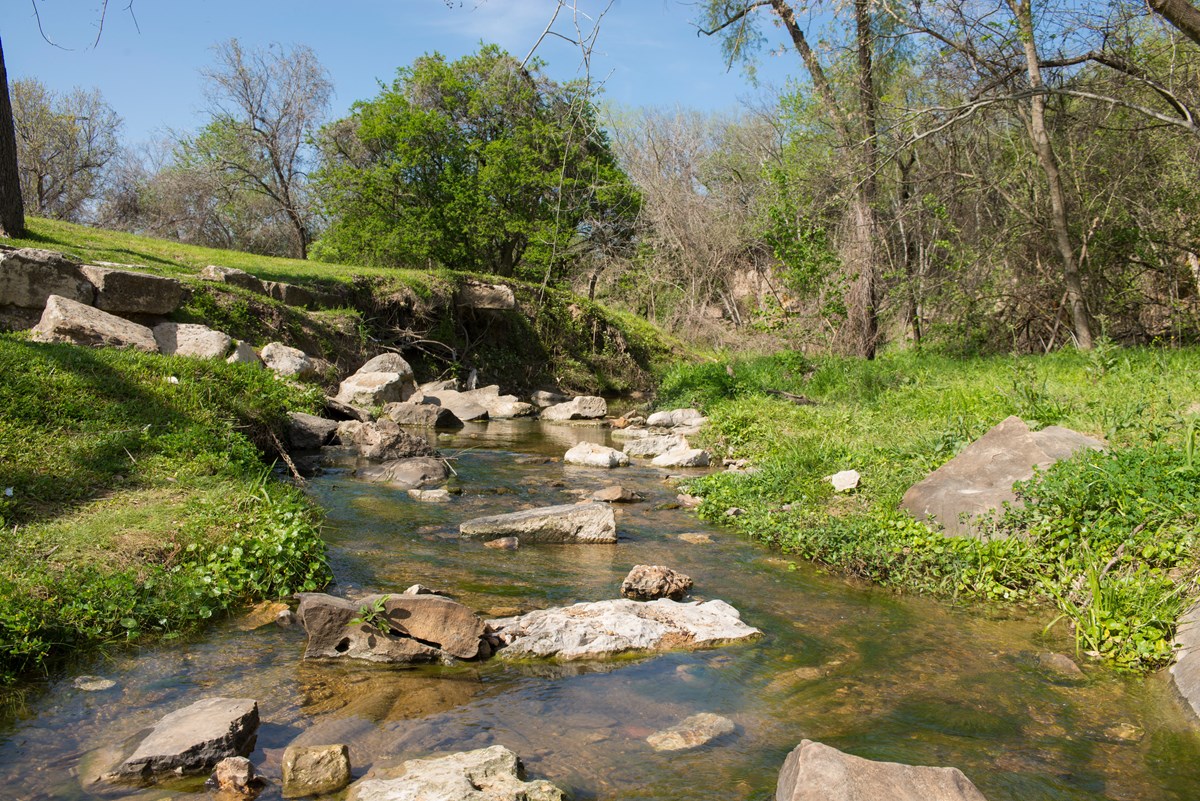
[651, 446, 711, 468]
[647, 408, 705, 428]
[623, 434, 687, 458]
[564, 442, 629, 468]
[225, 340, 261, 367]
[31, 295, 157, 352]
[261, 342, 319, 380]
[336, 371, 414, 408]
[460, 502, 616, 544]
[153, 322, 232, 359]
[828, 469, 861, 492]
[356, 353, 415, 381]
[346, 746, 563, 801]
[540, 396, 607, 421]
[409, 488, 451, 502]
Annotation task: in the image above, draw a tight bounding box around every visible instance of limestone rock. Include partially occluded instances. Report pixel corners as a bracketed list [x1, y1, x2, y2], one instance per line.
[153, 322, 232, 359]
[200, 265, 266, 294]
[460, 502, 616, 544]
[261, 342, 320, 381]
[297, 592, 488, 662]
[80, 265, 183, 315]
[646, 408, 705, 428]
[346, 746, 563, 801]
[282, 744, 351, 799]
[651, 446, 711, 468]
[288, 412, 338, 450]
[385, 401, 463, 428]
[900, 416, 1105, 537]
[236, 600, 291, 632]
[409, 488, 451, 502]
[678, 532, 713, 545]
[776, 740, 990, 801]
[490, 598, 760, 660]
[456, 282, 517, 310]
[263, 280, 341, 310]
[226, 341, 262, 367]
[0, 248, 93, 308]
[540, 396, 607, 421]
[1172, 602, 1200, 722]
[356, 457, 449, 489]
[31, 295, 157, 352]
[564, 441, 630, 468]
[73, 675, 116, 691]
[623, 434, 687, 458]
[531, 389, 569, 408]
[207, 756, 257, 795]
[357, 353, 415, 381]
[621, 565, 693, 601]
[355, 419, 437, 460]
[415, 389, 489, 422]
[336, 420, 363, 444]
[828, 470, 861, 492]
[646, 713, 735, 752]
[459, 385, 536, 419]
[593, 486, 644, 503]
[326, 396, 372, 422]
[336, 371, 413, 409]
[109, 697, 260, 781]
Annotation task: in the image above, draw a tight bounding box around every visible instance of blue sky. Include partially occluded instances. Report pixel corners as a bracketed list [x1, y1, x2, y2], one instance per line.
[3, 1, 799, 145]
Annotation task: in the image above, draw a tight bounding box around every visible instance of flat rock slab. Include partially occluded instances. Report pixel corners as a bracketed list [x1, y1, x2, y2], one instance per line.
[593, 485, 644, 503]
[0, 248, 93, 308]
[900, 416, 1105, 537]
[81, 265, 183, 315]
[32, 295, 157, 352]
[646, 408, 705, 428]
[623, 434, 687, 458]
[347, 745, 563, 801]
[200, 264, 266, 294]
[153, 322, 232, 359]
[297, 592, 489, 662]
[288, 412, 339, 450]
[651, 446, 711, 468]
[646, 712, 736, 751]
[109, 697, 259, 781]
[460, 502, 616, 544]
[385, 401, 463, 428]
[541, 396, 607, 421]
[460, 386, 535, 419]
[490, 598, 761, 661]
[416, 389, 490, 422]
[564, 441, 630, 468]
[355, 420, 437, 460]
[1172, 602, 1200, 721]
[357, 457, 449, 489]
[776, 740, 989, 801]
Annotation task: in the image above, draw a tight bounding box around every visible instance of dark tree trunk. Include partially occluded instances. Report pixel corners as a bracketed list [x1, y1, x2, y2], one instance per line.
[0, 35, 25, 237]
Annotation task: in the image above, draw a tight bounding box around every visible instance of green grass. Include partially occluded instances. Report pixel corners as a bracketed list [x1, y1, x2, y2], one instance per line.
[660, 346, 1200, 671]
[0, 335, 331, 684]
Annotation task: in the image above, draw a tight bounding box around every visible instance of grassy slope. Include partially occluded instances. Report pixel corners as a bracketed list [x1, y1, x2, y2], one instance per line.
[659, 347, 1200, 671]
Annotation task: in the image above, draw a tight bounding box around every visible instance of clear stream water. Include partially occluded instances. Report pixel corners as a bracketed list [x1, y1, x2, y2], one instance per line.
[2, 420, 1200, 800]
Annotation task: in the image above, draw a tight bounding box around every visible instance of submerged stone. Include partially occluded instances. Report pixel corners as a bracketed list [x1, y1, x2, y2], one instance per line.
[776, 740, 990, 801]
[109, 697, 259, 782]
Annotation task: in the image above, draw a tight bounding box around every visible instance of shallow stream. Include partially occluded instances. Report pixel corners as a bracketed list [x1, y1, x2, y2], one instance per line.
[3, 420, 1200, 800]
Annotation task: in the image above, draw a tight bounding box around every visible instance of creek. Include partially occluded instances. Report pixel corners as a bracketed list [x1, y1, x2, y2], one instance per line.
[2, 419, 1200, 800]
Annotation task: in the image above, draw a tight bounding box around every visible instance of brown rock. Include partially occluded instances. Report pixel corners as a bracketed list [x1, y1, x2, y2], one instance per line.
[592, 486, 644, 503]
[355, 419, 437, 460]
[207, 756, 258, 796]
[776, 740, 989, 801]
[282, 744, 351, 799]
[485, 537, 520, 551]
[621, 565, 694, 601]
[356, 457, 449, 489]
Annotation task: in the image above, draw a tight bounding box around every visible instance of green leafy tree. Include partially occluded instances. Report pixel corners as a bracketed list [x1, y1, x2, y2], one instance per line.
[312, 45, 638, 282]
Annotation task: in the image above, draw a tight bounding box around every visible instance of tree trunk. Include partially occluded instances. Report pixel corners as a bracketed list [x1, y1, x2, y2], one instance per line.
[0, 35, 25, 237]
[1149, 0, 1200, 47]
[1012, 0, 1093, 350]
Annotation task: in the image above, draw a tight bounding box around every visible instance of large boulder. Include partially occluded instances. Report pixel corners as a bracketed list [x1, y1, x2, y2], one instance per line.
[346, 746, 563, 801]
[385, 401, 463, 429]
[283, 744, 352, 799]
[460, 502, 616, 544]
[288, 412, 339, 450]
[80, 265, 183, 315]
[647, 408, 705, 428]
[336, 371, 414, 409]
[490, 598, 761, 660]
[415, 389, 489, 422]
[564, 441, 630, 468]
[200, 264, 266, 294]
[152, 322, 232, 359]
[621, 565, 693, 601]
[296, 592, 489, 662]
[651, 445, 711, 468]
[31, 295, 157, 352]
[900, 416, 1105, 537]
[456, 282, 517, 310]
[646, 713, 736, 752]
[357, 352, 416, 380]
[355, 419, 438, 460]
[356, 457, 449, 489]
[1171, 602, 1200, 721]
[623, 434, 687, 458]
[540, 396, 607, 421]
[261, 342, 321, 381]
[461, 385, 536, 419]
[0, 248, 93, 308]
[108, 697, 259, 782]
[775, 740, 989, 801]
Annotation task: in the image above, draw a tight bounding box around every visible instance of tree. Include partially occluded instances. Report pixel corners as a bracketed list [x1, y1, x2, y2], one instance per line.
[0, 35, 23, 236]
[188, 39, 331, 259]
[11, 78, 122, 222]
[313, 45, 638, 282]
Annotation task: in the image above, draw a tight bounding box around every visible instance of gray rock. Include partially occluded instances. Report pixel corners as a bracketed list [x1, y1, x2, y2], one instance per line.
[282, 744, 351, 799]
[646, 713, 736, 751]
[0, 304, 41, 332]
[460, 502, 616, 544]
[415, 389, 489, 422]
[564, 441, 629, 468]
[109, 697, 259, 781]
[409, 488, 452, 502]
[355, 419, 437, 460]
[828, 469, 861, 492]
[531, 389, 570, 408]
[356, 457, 449, 489]
[651, 446, 711, 468]
[207, 756, 256, 795]
[490, 598, 760, 660]
[296, 592, 488, 662]
[647, 408, 705, 428]
[776, 740, 990, 801]
[153, 322, 232, 359]
[326, 396, 372, 422]
[31, 295, 157, 352]
[335, 419, 363, 444]
[288, 412, 339, 450]
[73, 675, 116, 692]
[623, 434, 687, 458]
[336, 371, 414, 408]
[593, 486, 644, 503]
[200, 264, 266, 294]
[456, 281, 517, 310]
[621, 565, 693, 601]
[357, 353, 415, 381]
[384, 401, 463, 428]
[0, 248, 93, 308]
[900, 416, 1105, 537]
[346, 745, 563, 801]
[261, 342, 320, 381]
[263, 280, 341, 310]
[80, 265, 183, 315]
[541, 395, 607, 421]
[226, 340, 262, 367]
[460, 386, 536, 419]
[1172, 602, 1200, 721]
